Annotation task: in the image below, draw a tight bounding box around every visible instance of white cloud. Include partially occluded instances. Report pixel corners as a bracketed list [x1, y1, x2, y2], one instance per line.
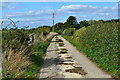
[60, 5, 100, 14]
[2, 4, 118, 18]
[3, 9, 54, 18]
[60, 4, 118, 21]
[2, 4, 118, 28]
[60, 4, 118, 14]
[0, 2, 17, 10]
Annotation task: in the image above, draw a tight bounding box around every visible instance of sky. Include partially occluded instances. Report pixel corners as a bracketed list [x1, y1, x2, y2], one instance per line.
[1, 0, 120, 2]
[0, 2, 119, 29]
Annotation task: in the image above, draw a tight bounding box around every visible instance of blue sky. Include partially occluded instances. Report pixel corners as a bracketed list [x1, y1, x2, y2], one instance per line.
[1, 2, 118, 29]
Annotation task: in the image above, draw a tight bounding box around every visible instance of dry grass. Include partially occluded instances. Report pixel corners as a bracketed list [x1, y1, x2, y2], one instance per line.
[2, 45, 31, 78]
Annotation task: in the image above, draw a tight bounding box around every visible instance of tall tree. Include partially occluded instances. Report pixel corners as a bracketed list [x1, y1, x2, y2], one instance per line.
[66, 16, 78, 25]
[63, 16, 78, 29]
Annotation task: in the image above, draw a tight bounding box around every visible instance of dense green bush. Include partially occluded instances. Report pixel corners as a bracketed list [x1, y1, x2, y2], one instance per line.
[2, 27, 52, 79]
[63, 22, 119, 78]
[73, 27, 87, 43]
[62, 28, 76, 36]
[2, 30, 30, 51]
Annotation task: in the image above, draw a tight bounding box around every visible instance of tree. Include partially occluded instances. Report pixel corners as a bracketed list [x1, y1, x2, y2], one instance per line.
[105, 19, 119, 22]
[54, 22, 64, 30]
[62, 16, 78, 29]
[54, 22, 64, 34]
[66, 16, 78, 25]
[79, 20, 90, 28]
[96, 19, 105, 24]
[63, 22, 70, 29]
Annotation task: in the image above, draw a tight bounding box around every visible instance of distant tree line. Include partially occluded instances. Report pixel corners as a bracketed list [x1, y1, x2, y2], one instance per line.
[53, 16, 119, 34]
[1, 17, 119, 34]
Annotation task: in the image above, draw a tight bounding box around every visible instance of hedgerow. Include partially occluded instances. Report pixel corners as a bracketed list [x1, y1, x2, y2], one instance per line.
[63, 22, 119, 79]
[2, 27, 52, 79]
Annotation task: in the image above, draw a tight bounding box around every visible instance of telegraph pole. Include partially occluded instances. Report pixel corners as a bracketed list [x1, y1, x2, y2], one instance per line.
[52, 13, 54, 32]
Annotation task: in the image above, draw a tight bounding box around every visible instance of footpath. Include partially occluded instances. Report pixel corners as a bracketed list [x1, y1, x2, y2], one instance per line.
[39, 35, 113, 79]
